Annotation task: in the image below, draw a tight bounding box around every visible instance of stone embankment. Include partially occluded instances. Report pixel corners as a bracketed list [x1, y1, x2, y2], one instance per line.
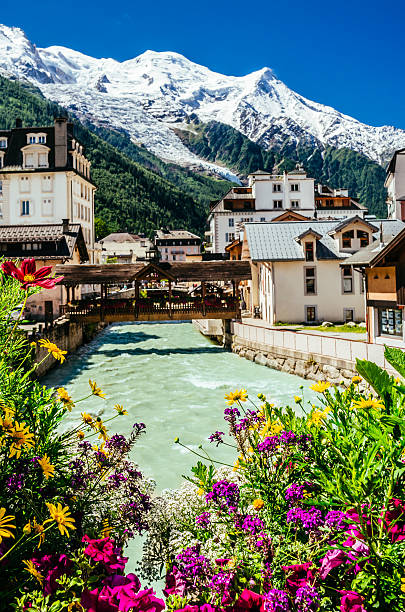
[26, 318, 108, 377]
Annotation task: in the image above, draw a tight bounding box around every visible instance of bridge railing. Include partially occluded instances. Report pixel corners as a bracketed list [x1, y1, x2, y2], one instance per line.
[60, 296, 239, 319]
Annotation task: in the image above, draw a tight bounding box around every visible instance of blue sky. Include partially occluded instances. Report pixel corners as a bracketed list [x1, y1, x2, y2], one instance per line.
[2, 0, 404, 128]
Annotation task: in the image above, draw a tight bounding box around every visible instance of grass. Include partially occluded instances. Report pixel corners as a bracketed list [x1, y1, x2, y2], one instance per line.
[274, 322, 366, 333]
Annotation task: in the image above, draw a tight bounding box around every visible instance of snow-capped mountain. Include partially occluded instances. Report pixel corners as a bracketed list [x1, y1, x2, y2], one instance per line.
[0, 24, 404, 175]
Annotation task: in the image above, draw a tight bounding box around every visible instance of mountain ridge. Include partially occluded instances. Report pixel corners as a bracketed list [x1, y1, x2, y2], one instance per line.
[0, 23, 404, 172]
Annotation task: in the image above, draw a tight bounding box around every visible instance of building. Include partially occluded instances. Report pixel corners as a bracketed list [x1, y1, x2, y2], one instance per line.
[207, 168, 366, 253]
[207, 168, 316, 253]
[155, 229, 201, 262]
[385, 149, 405, 221]
[0, 117, 96, 260]
[95, 232, 153, 264]
[0, 222, 88, 321]
[241, 217, 405, 325]
[344, 227, 405, 347]
[315, 184, 367, 219]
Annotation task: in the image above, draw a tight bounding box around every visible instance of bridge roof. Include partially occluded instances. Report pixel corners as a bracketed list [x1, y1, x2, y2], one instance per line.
[54, 261, 252, 285]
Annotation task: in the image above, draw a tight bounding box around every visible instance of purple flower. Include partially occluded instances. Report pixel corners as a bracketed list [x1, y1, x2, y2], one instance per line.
[224, 407, 240, 421]
[208, 431, 225, 446]
[176, 546, 212, 585]
[324, 510, 346, 531]
[287, 507, 323, 531]
[264, 589, 291, 612]
[206, 480, 239, 513]
[235, 418, 250, 432]
[106, 434, 130, 453]
[294, 585, 320, 611]
[209, 571, 232, 592]
[241, 514, 265, 535]
[285, 484, 305, 504]
[132, 422, 146, 434]
[6, 473, 24, 491]
[257, 436, 279, 453]
[195, 512, 211, 528]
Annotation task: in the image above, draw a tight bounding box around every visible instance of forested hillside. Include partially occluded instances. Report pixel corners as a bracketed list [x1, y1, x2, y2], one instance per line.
[177, 121, 388, 217]
[0, 76, 232, 237]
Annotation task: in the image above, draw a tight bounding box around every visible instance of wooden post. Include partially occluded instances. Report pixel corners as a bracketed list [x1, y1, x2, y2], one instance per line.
[202, 281, 206, 317]
[100, 283, 104, 322]
[134, 280, 139, 319]
[169, 280, 172, 319]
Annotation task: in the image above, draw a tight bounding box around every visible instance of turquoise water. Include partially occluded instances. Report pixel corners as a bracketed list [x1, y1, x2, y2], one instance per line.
[43, 321, 315, 491]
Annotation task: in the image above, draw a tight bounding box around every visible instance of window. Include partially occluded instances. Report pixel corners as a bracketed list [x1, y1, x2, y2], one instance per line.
[38, 135, 46, 144]
[243, 201, 252, 209]
[229, 218, 234, 227]
[20, 176, 30, 193]
[305, 306, 317, 323]
[273, 183, 282, 192]
[21, 200, 30, 216]
[42, 198, 53, 216]
[305, 242, 314, 261]
[357, 230, 369, 247]
[304, 267, 316, 295]
[29, 136, 37, 144]
[225, 233, 235, 243]
[290, 183, 300, 192]
[344, 308, 354, 323]
[0, 138, 7, 148]
[0, 180, 2, 195]
[273, 200, 283, 209]
[38, 153, 48, 167]
[379, 308, 403, 337]
[342, 230, 354, 248]
[25, 153, 34, 168]
[260, 217, 266, 222]
[342, 266, 354, 293]
[42, 175, 52, 192]
[291, 200, 300, 208]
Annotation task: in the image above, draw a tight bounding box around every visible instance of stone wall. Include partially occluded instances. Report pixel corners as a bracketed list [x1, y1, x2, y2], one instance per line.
[27, 318, 108, 377]
[231, 334, 359, 386]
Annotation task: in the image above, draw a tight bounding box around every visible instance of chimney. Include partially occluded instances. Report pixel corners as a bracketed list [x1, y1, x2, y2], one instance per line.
[15, 118, 22, 128]
[62, 218, 69, 234]
[54, 117, 68, 168]
[380, 222, 384, 247]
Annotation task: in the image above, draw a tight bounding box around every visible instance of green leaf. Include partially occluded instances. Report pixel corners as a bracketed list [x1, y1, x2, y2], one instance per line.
[384, 345, 405, 378]
[356, 359, 391, 397]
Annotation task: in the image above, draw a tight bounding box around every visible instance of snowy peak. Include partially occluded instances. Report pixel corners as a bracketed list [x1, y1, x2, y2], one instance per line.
[0, 23, 404, 171]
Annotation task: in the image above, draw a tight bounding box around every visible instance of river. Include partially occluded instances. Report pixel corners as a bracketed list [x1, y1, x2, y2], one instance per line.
[43, 321, 315, 491]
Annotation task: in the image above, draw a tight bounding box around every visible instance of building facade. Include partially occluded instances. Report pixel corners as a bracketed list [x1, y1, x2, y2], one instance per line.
[242, 217, 405, 325]
[95, 232, 153, 264]
[0, 118, 96, 260]
[155, 229, 201, 262]
[207, 169, 367, 253]
[385, 149, 405, 221]
[0, 222, 88, 320]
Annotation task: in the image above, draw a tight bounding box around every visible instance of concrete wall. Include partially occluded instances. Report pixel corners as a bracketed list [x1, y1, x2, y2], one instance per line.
[230, 321, 398, 383]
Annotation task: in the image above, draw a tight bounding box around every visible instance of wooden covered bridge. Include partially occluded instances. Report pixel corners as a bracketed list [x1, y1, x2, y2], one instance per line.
[55, 260, 251, 323]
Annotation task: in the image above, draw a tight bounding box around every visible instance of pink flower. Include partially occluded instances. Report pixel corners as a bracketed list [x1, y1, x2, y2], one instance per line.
[81, 586, 118, 611]
[82, 536, 128, 573]
[115, 587, 165, 612]
[319, 549, 347, 579]
[383, 498, 405, 542]
[282, 563, 316, 596]
[233, 588, 264, 612]
[339, 590, 367, 612]
[163, 566, 188, 597]
[1, 258, 63, 290]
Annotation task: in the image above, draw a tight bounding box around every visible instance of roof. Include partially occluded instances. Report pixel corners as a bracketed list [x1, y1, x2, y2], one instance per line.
[295, 228, 322, 241]
[328, 216, 378, 234]
[0, 223, 89, 262]
[100, 233, 146, 243]
[54, 260, 251, 285]
[344, 226, 405, 267]
[244, 218, 405, 262]
[272, 210, 310, 222]
[387, 148, 405, 176]
[155, 229, 201, 240]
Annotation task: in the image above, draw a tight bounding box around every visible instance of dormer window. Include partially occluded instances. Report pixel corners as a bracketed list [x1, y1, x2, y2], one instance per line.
[0, 138, 7, 149]
[38, 135, 46, 144]
[342, 230, 354, 248]
[357, 230, 369, 247]
[29, 136, 37, 144]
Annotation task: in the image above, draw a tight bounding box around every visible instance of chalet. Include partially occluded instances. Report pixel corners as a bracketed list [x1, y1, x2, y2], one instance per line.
[155, 229, 201, 262]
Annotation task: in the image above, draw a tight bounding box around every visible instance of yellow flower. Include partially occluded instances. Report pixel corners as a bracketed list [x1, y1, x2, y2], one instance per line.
[310, 381, 331, 393]
[23, 560, 43, 585]
[101, 518, 111, 538]
[114, 404, 128, 415]
[351, 397, 385, 411]
[252, 498, 264, 510]
[89, 379, 106, 398]
[44, 502, 76, 537]
[77, 430, 85, 440]
[308, 407, 331, 428]
[37, 454, 55, 480]
[30, 341, 37, 348]
[351, 376, 362, 385]
[233, 458, 240, 471]
[0, 507, 16, 543]
[401, 577, 405, 593]
[81, 412, 93, 426]
[57, 387, 74, 410]
[197, 488, 204, 496]
[270, 420, 283, 435]
[7, 421, 34, 458]
[0, 410, 14, 433]
[38, 339, 67, 363]
[224, 389, 248, 405]
[24, 518, 45, 548]
[294, 396, 302, 403]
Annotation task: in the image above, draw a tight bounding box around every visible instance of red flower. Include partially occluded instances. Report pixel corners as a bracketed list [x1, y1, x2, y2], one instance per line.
[383, 498, 405, 542]
[282, 563, 316, 596]
[233, 589, 264, 612]
[82, 535, 128, 573]
[1, 258, 63, 290]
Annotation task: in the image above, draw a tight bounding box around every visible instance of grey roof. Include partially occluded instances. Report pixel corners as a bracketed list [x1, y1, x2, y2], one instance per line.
[244, 218, 405, 262]
[329, 216, 378, 234]
[0, 223, 88, 261]
[101, 232, 144, 243]
[155, 229, 200, 240]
